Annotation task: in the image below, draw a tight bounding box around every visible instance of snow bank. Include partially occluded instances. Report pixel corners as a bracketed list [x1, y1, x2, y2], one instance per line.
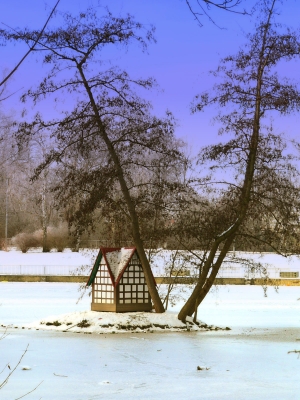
[0, 248, 96, 266]
[2, 311, 228, 334]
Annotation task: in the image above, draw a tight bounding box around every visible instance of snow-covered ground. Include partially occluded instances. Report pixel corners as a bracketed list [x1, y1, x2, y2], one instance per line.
[0, 283, 300, 399]
[1, 248, 300, 278]
[0, 248, 95, 275]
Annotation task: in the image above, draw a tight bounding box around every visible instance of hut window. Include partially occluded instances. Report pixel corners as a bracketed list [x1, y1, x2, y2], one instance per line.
[93, 278, 113, 303]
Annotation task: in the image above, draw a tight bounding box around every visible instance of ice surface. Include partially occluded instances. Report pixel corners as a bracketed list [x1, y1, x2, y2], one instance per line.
[0, 283, 300, 399]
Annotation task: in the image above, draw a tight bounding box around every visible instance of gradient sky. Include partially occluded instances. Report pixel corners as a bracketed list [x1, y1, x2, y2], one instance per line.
[1, 0, 300, 154]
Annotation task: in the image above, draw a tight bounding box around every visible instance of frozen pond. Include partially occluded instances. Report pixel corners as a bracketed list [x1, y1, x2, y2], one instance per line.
[1, 283, 300, 399]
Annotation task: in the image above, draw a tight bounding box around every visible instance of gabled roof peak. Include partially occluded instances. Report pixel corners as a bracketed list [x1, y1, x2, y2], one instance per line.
[102, 247, 136, 284]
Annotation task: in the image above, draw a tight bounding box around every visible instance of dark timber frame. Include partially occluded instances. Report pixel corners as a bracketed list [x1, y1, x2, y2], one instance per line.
[86, 247, 155, 312]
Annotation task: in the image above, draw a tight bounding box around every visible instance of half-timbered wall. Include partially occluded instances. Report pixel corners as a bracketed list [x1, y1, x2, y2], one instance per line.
[118, 254, 150, 304]
[93, 261, 114, 304]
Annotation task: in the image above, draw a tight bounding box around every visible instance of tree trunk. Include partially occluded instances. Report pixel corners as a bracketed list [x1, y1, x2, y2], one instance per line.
[178, 2, 277, 322]
[41, 178, 48, 252]
[77, 64, 165, 313]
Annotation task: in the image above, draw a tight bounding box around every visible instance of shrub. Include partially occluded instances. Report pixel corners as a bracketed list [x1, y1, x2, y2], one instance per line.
[12, 232, 39, 253]
[33, 223, 70, 252]
[47, 224, 70, 252]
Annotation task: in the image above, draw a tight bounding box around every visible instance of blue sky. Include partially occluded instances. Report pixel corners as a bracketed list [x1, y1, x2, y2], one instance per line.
[1, 0, 300, 154]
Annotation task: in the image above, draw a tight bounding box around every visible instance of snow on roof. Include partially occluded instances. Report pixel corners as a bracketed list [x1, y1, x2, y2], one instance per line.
[104, 248, 135, 282]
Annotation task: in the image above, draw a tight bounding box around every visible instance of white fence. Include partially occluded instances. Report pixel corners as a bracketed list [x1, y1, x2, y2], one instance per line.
[217, 267, 299, 280]
[216, 266, 277, 279]
[0, 264, 299, 279]
[0, 265, 87, 276]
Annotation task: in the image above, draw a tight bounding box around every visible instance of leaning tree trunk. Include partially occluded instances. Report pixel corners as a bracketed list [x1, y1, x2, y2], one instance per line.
[177, 1, 273, 321]
[77, 64, 165, 313]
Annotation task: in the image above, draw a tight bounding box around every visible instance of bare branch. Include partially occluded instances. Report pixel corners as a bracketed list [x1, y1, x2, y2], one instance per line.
[0, 344, 29, 390]
[0, 0, 60, 89]
[186, 0, 248, 27]
[15, 380, 43, 400]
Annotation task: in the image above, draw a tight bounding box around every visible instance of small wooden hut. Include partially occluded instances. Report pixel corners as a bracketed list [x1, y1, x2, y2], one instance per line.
[86, 247, 154, 312]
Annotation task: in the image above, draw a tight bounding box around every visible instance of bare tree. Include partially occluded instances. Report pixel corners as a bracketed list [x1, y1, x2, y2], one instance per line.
[3, 7, 184, 312]
[178, 0, 300, 321]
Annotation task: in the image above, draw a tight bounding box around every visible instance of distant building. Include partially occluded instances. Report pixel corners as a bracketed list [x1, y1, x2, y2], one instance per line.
[86, 247, 154, 312]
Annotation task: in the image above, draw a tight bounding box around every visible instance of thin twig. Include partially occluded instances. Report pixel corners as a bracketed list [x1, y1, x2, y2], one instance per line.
[0, 0, 60, 88]
[0, 344, 29, 389]
[0, 364, 9, 375]
[15, 380, 43, 400]
[0, 326, 10, 341]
